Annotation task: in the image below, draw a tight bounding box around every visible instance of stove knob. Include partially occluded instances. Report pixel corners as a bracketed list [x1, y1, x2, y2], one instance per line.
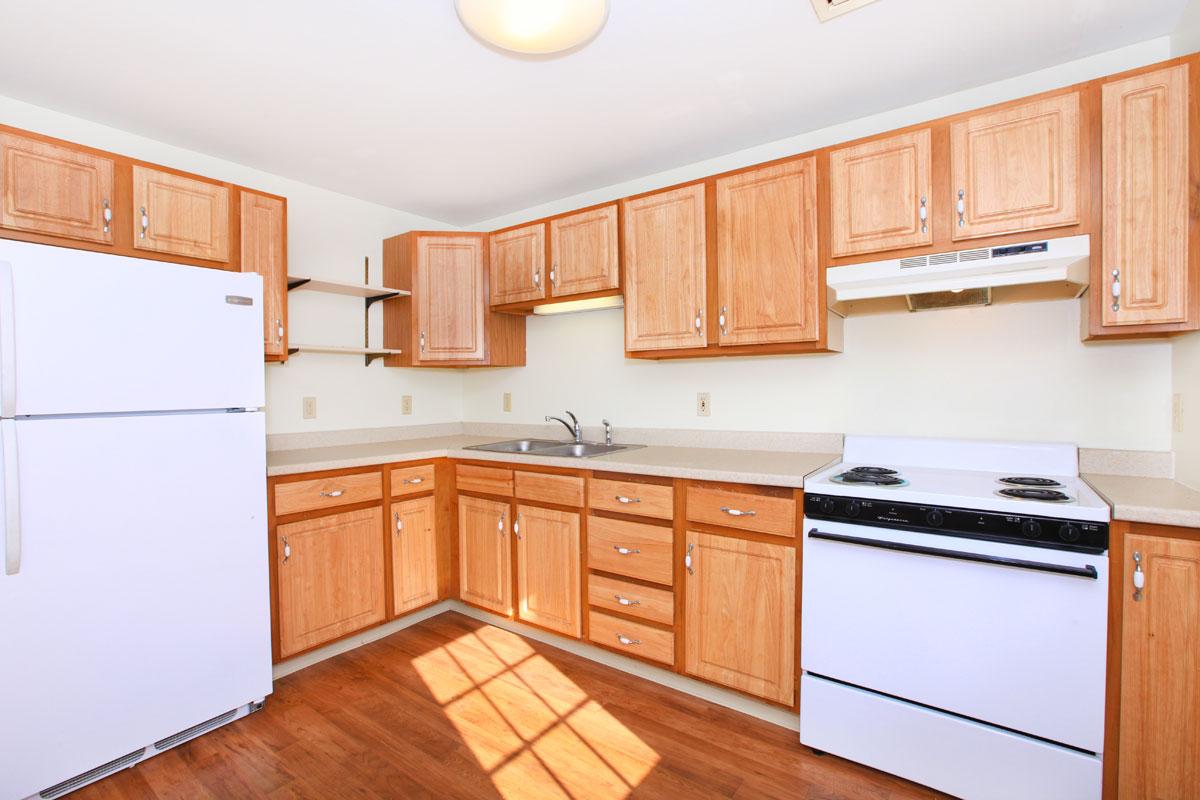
[1058, 524, 1081, 544]
[1021, 520, 1043, 539]
[820, 498, 837, 515]
[926, 510, 945, 528]
[845, 500, 862, 518]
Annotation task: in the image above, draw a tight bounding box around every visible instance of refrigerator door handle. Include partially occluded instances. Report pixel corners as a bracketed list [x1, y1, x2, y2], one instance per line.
[1, 418, 19, 575]
[0, 261, 15, 418]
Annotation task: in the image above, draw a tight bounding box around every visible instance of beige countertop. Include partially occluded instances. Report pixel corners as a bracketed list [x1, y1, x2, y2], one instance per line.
[1083, 473, 1200, 529]
[267, 434, 840, 488]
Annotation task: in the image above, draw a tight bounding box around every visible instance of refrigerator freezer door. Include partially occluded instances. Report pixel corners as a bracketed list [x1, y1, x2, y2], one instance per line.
[0, 411, 271, 799]
[0, 240, 264, 416]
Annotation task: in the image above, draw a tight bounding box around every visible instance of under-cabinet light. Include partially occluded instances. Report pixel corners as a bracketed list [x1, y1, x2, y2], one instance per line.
[530, 295, 624, 315]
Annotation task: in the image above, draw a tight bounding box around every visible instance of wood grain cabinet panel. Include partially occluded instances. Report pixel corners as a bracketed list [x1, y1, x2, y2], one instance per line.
[1101, 64, 1191, 327]
[390, 464, 436, 497]
[587, 574, 674, 625]
[516, 505, 581, 637]
[950, 93, 1081, 241]
[830, 128, 933, 257]
[686, 485, 795, 537]
[132, 165, 229, 262]
[684, 531, 795, 704]
[276, 507, 386, 658]
[588, 610, 675, 665]
[622, 184, 707, 350]
[416, 234, 487, 360]
[458, 495, 512, 615]
[587, 516, 674, 586]
[1118, 533, 1200, 800]
[514, 471, 584, 507]
[716, 159, 819, 345]
[390, 496, 438, 615]
[274, 471, 383, 516]
[240, 190, 287, 358]
[549, 204, 619, 296]
[0, 132, 115, 244]
[588, 478, 674, 520]
[456, 464, 514, 496]
[490, 223, 546, 305]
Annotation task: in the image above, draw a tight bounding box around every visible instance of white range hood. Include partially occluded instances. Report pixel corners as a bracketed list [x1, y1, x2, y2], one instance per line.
[826, 235, 1090, 311]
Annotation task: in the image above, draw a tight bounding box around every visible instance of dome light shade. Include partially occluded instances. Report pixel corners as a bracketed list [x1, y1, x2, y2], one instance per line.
[455, 0, 609, 55]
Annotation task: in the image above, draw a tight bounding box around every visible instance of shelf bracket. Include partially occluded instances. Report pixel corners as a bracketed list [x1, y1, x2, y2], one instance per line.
[286, 277, 311, 291]
[364, 351, 390, 367]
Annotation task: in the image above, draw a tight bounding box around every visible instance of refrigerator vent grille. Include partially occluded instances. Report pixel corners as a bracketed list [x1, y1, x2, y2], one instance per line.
[39, 748, 147, 798]
[154, 708, 237, 751]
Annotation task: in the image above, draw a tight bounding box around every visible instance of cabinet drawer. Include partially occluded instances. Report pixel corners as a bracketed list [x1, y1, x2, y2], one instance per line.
[588, 610, 674, 665]
[686, 486, 794, 537]
[516, 471, 584, 506]
[457, 464, 514, 496]
[275, 472, 383, 516]
[391, 464, 435, 496]
[588, 574, 674, 625]
[587, 516, 674, 585]
[589, 478, 674, 520]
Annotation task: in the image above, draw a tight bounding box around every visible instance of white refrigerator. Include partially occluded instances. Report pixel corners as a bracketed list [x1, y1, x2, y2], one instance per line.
[0, 240, 273, 799]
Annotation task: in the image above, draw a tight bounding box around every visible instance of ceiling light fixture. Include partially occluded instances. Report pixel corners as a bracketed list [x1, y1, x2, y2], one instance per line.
[455, 0, 609, 55]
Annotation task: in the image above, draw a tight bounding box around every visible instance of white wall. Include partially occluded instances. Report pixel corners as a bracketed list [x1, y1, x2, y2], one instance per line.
[0, 94, 464, 435]
[1173, 335, 1200, 488]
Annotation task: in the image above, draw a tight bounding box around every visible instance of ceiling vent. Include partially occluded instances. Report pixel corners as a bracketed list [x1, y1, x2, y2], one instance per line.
[810, 0, 883, 23]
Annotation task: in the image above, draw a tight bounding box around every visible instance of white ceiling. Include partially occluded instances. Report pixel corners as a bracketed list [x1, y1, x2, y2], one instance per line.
[0, 0, 1189, 225]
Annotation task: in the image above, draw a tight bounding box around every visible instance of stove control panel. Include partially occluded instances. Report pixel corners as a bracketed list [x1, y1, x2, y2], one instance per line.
[804, 493, 1108, 553]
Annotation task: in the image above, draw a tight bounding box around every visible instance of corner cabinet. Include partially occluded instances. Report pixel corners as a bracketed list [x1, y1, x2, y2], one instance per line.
[0, 131, 115, 244]
[239, 190, 288, 360]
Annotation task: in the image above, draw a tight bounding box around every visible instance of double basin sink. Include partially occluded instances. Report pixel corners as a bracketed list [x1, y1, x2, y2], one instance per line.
[465, 438, 642, 459]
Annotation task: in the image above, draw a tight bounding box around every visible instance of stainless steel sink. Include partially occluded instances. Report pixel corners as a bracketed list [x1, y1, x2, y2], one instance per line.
[464, 439, 642, 458]
[464, 438, 562, 454]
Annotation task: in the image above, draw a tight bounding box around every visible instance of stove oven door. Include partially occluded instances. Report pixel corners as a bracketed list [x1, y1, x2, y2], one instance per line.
[800, 518, 1108, 753]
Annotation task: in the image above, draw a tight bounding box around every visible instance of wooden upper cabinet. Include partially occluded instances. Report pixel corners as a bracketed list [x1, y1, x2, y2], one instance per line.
[1119, 533, 1200, 799]
[623, 184, 707, 351]
[240, 191, 287, 359]
[515, 505, 581, 638]
[950, 92, 1081, 241]
[132, 165, 230, 262]
[0, 132, 115, 244]
[1101, 64, 1191, 327]
[490, 223, 546, 305]
[391, 496, 439, 616]
[716, 159, 819, 345]
[830, 128, 933, 257]
[458, 495, 512, 615]
[416, 234, 487, 361]
[549, 204, 619, 296]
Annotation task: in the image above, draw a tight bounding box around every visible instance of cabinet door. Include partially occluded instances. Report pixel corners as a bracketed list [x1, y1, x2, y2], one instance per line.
[415, 235, 486, 361]
[1102, 65, 1190, 327]
[549, 204, 619, 296]
[515, 505, 581, 637]
[716, 159, 819, 345]
[1119, 534, 1200, 799]
[684, 531, 795, 704]
[132, 165, 230, 262]
[391, 496, 438, 615]
[458, 495, 511, 614]
[490, 223, 546, 305]
[240, 191, 287, 358]
[830, 128, 933, 257]
[623, 184, 707, 350]
[276, 507, 385, 658]
[950, 93, 1080, 241]
[0, 132, 115, 244]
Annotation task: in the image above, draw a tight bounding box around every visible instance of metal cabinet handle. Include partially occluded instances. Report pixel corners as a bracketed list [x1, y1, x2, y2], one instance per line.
[1111, 269, 1122, 313]
[613, 545, 640, 555]
[402, 476, 424, 485]
[282, 536, 291, 564]
[614, 495, 640, 505]
[720, 506, 756, 517]
[616, 634, 641, 646]
[685, 542, 694, 575]
[139, 206, 149, 239]
[1132, 551, 1145, 601]
[694, 308, 703, 336]
[550, 264, 558, 288]
[956, 189, 965, 227]
[419, 331, 426, 353]
[919, 196, 928, 234]
[614, 594, 641, 607]
[514, 514, 522, 540]
[102, 199, 112, 234]
[319, 489, 345, 498]
[276, 319, 284, 342]
[533, 266, 542, 288]
[719, 305, 728, 336]
[498, 512, 506, 534]
[394, 511, 403, 535]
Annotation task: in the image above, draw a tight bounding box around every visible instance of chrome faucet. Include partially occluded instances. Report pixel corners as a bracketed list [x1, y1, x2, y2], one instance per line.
[545, 410, 583, 443]
[602, 419, 613, 447]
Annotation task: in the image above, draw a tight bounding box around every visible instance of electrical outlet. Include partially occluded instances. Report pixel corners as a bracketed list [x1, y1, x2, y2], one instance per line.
[1173, 393, 1184, 433]
[697, 392, 711, 417]
[503, 392, 512, 413]
[302, 396, 317, 420]
[401, 395, 413, 415]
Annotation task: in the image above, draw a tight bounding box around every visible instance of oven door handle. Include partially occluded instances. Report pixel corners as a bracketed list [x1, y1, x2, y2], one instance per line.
[807, 529, 1098, 580]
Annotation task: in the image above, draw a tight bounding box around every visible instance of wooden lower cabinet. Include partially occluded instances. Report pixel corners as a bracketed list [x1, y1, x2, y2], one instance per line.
[276, 507, 386, 659]
[515, 504, 581, 637]
[684, 530, 796, 704]
[391, 496, 438, 615]
[458, 495, 512, 614]
[1117, 532, 1200, 799]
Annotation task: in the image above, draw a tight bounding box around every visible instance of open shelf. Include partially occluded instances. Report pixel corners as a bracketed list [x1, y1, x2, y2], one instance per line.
[286, 343, 403, 366]
[287, 275, 410, 303]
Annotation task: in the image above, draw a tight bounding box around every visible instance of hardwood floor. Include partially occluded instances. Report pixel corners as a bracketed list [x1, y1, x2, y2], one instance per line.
[74, 612, 946, 799]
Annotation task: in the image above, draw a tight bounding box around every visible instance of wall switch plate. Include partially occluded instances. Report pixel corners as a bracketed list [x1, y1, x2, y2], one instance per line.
[1173, 393, 1184, 433]
[503, 392, 512, 413]
[302, 397, 317, 420]
[697, 392, 711, 417]
[401, 395, 413, 415]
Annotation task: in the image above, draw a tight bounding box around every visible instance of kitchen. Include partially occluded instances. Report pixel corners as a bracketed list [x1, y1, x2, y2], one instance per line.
[1, 1, 1199, 799]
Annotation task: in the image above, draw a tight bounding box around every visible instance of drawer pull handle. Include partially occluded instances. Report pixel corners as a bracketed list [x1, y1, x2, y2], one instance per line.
[514, 515, 522, 540]
[319, 489, 345, 498]
[614, 495, 640, 504]
[685, 542, 694, 575]
[402, 477, 424, 485]
[102, 199, 112, 234]
[616, 634, 641, 646]
[394, 512, 403, 535]
[140, 206, 149, 239]
[613, 545, 640, 556]
[1133, 551, 1145, 601]
[282, 536, 291, 564]
[719, 506, 756, 517]
[614, 594, 640, 607]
